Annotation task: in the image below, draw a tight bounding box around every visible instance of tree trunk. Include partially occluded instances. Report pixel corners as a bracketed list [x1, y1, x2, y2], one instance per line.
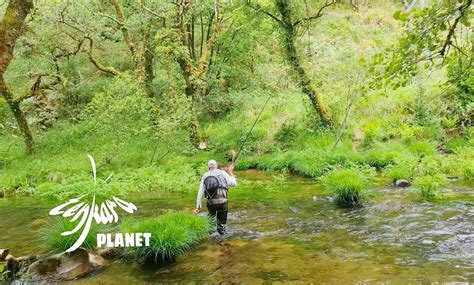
[0, 0, 35, 154]
[0, 83, 34, 154]
[275, 0, 333, 127]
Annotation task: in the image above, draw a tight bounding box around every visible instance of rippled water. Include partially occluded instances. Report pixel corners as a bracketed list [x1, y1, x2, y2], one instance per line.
[1, 170, 473, 283]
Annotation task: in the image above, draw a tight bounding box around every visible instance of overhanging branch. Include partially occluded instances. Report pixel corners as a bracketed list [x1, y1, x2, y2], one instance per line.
[293, 0, 335, 27]
[247, 1, 283, 24]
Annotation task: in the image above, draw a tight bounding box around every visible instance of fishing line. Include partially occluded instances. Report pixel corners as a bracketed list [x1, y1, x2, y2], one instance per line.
[233, 91, 273, 163]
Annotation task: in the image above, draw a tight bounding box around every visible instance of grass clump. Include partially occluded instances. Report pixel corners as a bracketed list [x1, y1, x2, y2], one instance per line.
[362, 148, 397, 169]
[40, 217, 100, 252]
[321, 168, 373, 207]
[385, 164, 412, 183]
[384, 155, 418, 183]
[413, 174, 446, 199]
[121, 212, 210, 265]
[462, 164, 474, 180]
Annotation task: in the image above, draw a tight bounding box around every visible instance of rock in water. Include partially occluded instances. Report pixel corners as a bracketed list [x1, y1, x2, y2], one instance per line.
[5, 255, 20, 276]
[0, 249, 10, 261]
[395, 179, 411, 188]
[26, 248, 107, 281]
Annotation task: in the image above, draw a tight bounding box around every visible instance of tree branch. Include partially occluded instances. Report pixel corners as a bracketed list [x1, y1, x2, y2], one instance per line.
[439, 0, 472, 57]
[85, 37, 121, 76]
[14, 73, 66, 103]
[293, 0, 335, 27]
[110, 0, 136, 57]
[247, 1, 283, 24]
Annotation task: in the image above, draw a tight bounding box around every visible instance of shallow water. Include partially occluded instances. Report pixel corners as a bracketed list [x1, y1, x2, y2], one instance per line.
[1, 170, 473, 283]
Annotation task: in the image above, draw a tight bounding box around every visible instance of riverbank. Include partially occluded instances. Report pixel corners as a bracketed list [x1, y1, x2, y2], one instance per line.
[1, 91, 472, 201]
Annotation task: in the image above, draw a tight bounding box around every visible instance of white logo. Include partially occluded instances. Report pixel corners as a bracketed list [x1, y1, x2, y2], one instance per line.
[48, 155, 149, 252]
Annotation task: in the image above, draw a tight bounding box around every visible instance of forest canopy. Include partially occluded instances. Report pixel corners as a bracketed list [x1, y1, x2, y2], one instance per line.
[0, 0, 472, 199]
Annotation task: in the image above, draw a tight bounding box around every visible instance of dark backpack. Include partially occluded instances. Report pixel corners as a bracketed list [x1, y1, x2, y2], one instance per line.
[203, 175, 221, 199]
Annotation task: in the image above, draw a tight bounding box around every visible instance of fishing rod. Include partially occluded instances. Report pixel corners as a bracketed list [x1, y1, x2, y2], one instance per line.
[231, 91, 273, 164]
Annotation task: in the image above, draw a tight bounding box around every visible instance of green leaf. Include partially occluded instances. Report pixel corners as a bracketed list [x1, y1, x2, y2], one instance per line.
[460, 16, 470, 27]
[393, 11, 402, 20]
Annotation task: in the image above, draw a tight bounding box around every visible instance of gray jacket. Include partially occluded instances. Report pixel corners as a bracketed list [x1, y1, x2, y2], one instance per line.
[196, 169, 237, 207]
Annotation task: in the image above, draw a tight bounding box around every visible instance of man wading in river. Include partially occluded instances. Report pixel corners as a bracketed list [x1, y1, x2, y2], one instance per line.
[194, 160, 237, 235]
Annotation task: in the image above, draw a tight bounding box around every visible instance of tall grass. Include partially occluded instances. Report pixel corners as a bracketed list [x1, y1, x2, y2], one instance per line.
[321, 168, 373, 207]
[413, 174, 446, 199]
[121, 212, 210, 265]
[40, 217, 100, 252]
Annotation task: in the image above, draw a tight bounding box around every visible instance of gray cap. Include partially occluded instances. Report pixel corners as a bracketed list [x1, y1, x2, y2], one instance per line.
[208, 160, 218, 167]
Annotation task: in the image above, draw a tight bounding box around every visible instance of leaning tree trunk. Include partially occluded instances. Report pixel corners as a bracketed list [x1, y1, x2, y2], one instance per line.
[0, 0, 35, 154]
[0, 83, 34, 153]
[276, 0, 333, 127]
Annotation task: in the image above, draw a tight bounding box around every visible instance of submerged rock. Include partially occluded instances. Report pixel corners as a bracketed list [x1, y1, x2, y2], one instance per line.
[31, 218, 47, 227]
[437, 234, 474, 258]
[288, 206, 300, 213]
[446, 175, 459, 180]
[395, 179, 411, 188]
[312, 196, 335, 202]
[26, 248, 107, 281]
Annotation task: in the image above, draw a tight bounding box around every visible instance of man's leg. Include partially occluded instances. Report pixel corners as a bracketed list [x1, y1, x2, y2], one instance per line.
[215, 202, 228, 235]
[207, 203, 218, 233]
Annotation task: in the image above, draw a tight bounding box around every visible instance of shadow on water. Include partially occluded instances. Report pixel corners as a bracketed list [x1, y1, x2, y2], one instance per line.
[1, 170, 473, 283]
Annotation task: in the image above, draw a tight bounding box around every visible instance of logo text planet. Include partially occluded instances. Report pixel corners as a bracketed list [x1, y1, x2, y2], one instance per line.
[97, 233, 152, 248]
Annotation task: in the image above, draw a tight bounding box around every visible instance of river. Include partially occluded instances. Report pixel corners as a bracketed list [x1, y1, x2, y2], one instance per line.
[1, 170, 473, 283]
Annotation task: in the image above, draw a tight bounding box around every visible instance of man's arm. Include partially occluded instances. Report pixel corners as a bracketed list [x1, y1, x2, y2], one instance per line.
[194, 179, 205, 214]
[222, 165, 237, 187]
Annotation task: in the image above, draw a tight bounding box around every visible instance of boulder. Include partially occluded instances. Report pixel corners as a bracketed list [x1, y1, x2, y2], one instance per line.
[97, 247, 120, 259]
[395, 179, 411, 188]
[26, 248, 107, 281]
[5, 255, 20, 276]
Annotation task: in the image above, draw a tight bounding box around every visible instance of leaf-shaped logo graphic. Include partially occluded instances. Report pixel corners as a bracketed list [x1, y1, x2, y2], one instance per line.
[49, 155, 137, 252]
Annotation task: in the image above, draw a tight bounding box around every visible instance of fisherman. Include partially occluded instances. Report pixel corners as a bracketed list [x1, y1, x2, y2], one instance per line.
[194, 160, 237, 235]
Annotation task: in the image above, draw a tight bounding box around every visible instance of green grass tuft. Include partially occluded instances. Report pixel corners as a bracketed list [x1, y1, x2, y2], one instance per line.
[321, 168, 373, 207]
[40, 217, 100, 253]
[413, 174, 446, 199]
[121, 212, 211, 264]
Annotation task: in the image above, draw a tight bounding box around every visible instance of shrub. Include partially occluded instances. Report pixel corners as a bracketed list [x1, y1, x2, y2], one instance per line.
[463, 164, 474, 180]
[321, 168, 373, 207]
[362, 149, 396, 169]
[408, 141, 436, 157]
[413, 174, 446, 199]
[121, 212, 210, 264]
[385, 164, 411, 183]
[274, 122, 299, 149]
[198, 90, 238, 119]
[445, 137, 468, 153]
[384, 154, 418, 183]
[418, 155, 442, 176]
[362, 121, 379, 147]
[40, 217, 100, 253]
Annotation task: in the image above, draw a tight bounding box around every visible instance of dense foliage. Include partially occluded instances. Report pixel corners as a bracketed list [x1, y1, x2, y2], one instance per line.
[0, 0, 473, 204]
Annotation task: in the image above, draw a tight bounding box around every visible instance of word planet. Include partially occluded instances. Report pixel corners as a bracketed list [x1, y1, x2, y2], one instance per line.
[97, 233, 152, 248]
